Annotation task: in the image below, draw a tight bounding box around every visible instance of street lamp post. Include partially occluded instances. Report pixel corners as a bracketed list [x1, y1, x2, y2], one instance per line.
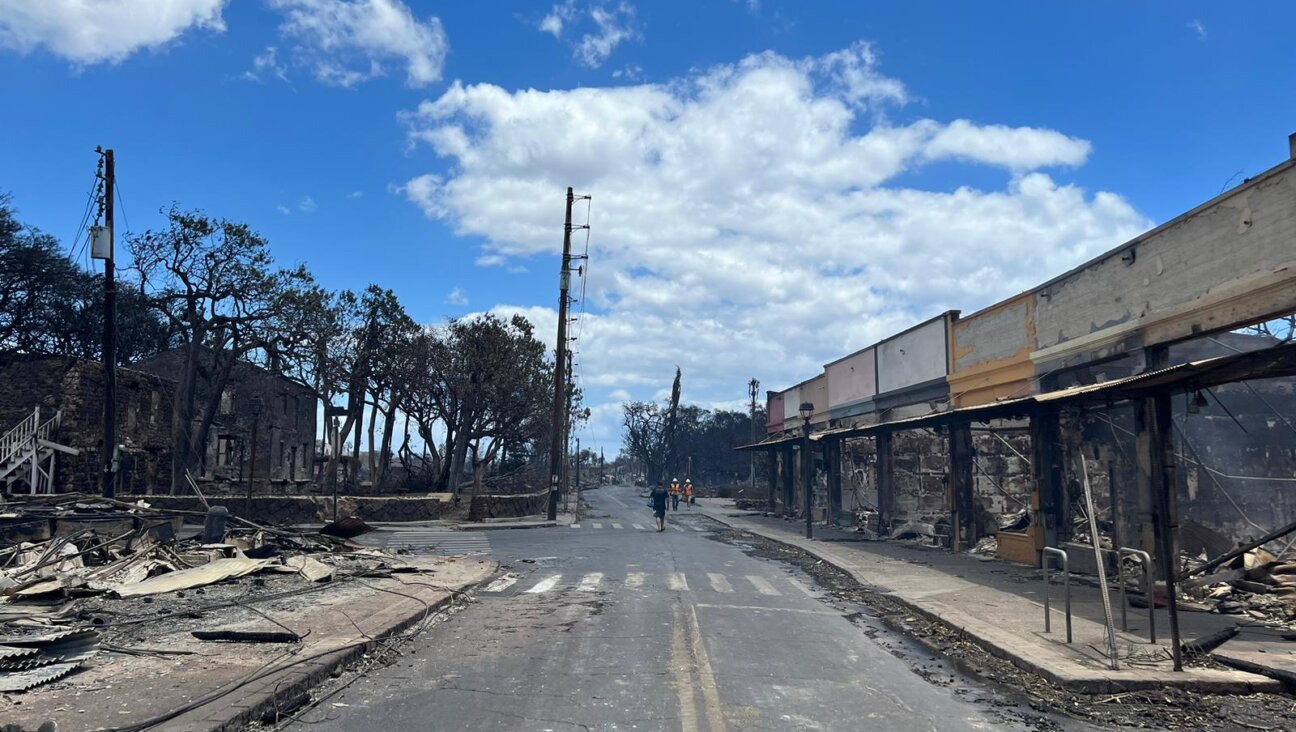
[799, 401, 814, 539]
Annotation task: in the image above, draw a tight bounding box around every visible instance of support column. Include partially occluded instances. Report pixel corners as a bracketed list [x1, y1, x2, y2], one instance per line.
[1032, 405, 1064, 552]
[948, 419, 975, 551]
[766, 449, 778, 514]
[782, 447, 795, 515]
[826, 440, 842, 525]
[1146, 389, 1183, 670]
[875, 430, 894, 534]
[1135, 346, 1170, 557]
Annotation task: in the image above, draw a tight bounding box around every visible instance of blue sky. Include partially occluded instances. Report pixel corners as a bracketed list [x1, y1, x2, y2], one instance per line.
[1, 1, 1294, 454]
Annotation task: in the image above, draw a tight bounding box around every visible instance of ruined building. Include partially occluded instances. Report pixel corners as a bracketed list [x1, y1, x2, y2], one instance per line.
[744, 134, 1296, 570]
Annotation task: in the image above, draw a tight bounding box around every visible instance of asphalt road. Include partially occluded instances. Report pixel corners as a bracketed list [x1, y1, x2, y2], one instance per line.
[286, 485, 1043, 731]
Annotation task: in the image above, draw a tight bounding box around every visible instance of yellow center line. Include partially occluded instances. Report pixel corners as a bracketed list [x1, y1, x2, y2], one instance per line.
[669, 601, 701, 732]
[686, 602, 728, 732]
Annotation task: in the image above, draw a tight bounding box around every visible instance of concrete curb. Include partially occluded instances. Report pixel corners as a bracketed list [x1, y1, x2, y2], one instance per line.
[168, 565, 498, 731]
[700, 510, 1283, 695]
[454, 520, 557, 531]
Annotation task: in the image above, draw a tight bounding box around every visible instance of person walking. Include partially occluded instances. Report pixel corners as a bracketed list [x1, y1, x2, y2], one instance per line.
[669, 478, 681, 511]
[650, 481, 669, 531]
[684, 479, 694, 508]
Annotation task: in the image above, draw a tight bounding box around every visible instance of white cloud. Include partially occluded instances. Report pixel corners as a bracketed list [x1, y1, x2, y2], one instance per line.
[403, 43, 1150, 409]
[244, 45, 288, 83]
[575, 3, 637, 68]
[347, 190, 364, 199]
[0, 0, 227, 64]
[476, 254, 506, 267]
[445, 287, 469, 305]
[611, 63, 642, 80]
[269, 0, 448, 87]
[298, 195, 317, 212]
[539, 0, 576, 38]
[1189, 19, 1206, 41]
[276, 204, 292, 215]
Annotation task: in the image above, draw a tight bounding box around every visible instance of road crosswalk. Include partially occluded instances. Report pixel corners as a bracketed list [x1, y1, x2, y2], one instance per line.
[568, 522, 706, 532]
[489, 570, 810, 597]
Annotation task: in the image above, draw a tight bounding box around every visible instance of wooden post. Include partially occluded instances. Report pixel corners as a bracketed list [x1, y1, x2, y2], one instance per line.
[826, 439, 842, 525]
[767, 448, 778, 513]
[875, 430, 894, 534]
[782, 447, 795, 515]
[1032, 405, 1064, 552]
[948, 419, 975, 550]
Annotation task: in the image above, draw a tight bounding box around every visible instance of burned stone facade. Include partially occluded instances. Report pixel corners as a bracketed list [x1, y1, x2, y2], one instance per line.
[132, 353, 317, 488]
[0, 354, 173, 493]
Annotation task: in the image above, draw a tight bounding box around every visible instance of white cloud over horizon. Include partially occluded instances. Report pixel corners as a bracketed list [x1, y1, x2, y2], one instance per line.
[402, 42, 1150, 452]
[0, 0, 227, 64]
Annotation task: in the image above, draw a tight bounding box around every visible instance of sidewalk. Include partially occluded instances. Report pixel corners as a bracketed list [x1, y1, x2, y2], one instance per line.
[697, 500, 1284, 694]
[0, 556, 497, 731]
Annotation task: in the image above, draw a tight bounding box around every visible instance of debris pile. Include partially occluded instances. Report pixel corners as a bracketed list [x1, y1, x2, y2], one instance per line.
[0, 493, 386, 691]
[1182, 547, 1296, 624]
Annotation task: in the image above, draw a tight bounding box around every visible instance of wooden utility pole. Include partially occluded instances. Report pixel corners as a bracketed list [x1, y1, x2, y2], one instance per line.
[97, 148, 118, 498]
[547, 188, 575, 520]
[748, 378, 759, 491]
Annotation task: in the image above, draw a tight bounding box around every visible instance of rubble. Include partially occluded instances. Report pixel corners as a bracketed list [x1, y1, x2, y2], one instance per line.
[1180, 544, 1296, 626]
[0, 492, 429, 693]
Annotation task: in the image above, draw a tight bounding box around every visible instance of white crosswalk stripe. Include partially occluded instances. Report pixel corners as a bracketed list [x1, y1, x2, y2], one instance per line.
[591, 522, 603, 529]
[569, 524, 580, 529]
[483, 574, 519, 593]
[526, 574, 563, 594]
[611, 523, 623, 529]
[515, 570, 800, 597]
[707, 573, 733, 593]
[632, 524, 645, 530]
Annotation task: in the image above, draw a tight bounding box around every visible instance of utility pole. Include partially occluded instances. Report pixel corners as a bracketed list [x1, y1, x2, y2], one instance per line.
[547, 188, 575, 520]
[748, 378, 759, 492]
[575, 437, 581, 493]
[92, 148, 118, 498]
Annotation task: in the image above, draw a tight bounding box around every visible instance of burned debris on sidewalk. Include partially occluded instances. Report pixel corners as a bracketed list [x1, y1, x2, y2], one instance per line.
[0, 493, 432, 693]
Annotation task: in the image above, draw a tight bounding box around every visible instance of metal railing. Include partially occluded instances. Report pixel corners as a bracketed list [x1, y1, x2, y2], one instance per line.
[1119, 548, 1155, 643]
[0, 407, 40, 467]
[1042, 546, 1071, 643]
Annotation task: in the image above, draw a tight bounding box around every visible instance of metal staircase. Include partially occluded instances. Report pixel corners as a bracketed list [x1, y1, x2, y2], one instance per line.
[0, 407, 79, 494]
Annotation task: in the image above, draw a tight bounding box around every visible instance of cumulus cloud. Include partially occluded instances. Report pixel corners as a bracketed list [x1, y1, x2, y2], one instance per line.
[269, 0, 448, 87]
[298, 195, 318, 212]
[537, 2, 638, 68]
[402, 42, 1150, 430]
[538, 0, 576, 38]
[0, 0, 227, 64]
[445, 287, 469, 305]
[575, 3, 637, 68]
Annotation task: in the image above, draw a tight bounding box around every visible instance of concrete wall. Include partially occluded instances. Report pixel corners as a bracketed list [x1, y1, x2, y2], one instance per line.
[826, 347, 876, 412]
[949, 293, 1036, 406]
[766, 391, 785, 435]
[781, 385, 801, 422]
[802, 374, 830, 426]
[876, 313, 954, 394]
[1032, 160, 1296, 371]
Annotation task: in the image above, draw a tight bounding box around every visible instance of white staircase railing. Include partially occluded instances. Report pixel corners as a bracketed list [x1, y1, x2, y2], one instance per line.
[0, 407, 40, 468]
[0, 407, 71, 493]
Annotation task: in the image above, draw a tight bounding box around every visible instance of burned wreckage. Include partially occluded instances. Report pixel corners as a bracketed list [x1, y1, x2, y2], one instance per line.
[742, 136, 1296, 670]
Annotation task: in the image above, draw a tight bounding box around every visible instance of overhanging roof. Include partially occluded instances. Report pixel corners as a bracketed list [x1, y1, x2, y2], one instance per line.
[806, 341, 1296, 442]
[734, 432, 806, 452]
